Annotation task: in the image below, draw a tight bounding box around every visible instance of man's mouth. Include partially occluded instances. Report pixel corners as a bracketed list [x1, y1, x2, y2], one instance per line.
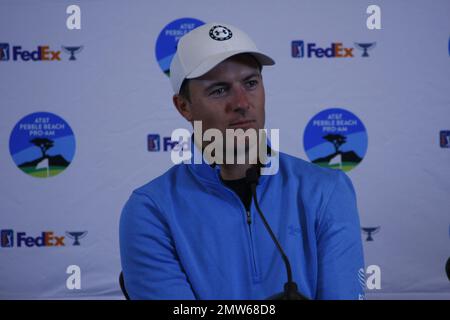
[228, 120, 256, 129]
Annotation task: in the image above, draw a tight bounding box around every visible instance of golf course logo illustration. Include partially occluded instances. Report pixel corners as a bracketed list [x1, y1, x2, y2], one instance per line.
[303, 108, 368, 172]
[155, 17, 205, 76]
[9, 112, 76, 178]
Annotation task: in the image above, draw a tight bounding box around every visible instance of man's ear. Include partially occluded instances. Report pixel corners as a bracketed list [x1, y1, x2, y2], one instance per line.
[173, 94, 193, 122]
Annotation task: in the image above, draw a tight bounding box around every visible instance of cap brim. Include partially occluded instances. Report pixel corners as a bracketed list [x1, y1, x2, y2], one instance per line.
[186, 50, 275, 80]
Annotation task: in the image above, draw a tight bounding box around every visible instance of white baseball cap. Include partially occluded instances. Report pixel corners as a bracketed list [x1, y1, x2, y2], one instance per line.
[169, 22, 275, 94]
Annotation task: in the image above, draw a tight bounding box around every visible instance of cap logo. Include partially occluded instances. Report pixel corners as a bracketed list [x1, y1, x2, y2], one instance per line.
[209, 25, 233, 41]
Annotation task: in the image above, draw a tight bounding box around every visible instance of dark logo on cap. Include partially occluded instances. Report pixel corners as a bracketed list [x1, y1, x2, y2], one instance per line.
[209, 25, 232, 41]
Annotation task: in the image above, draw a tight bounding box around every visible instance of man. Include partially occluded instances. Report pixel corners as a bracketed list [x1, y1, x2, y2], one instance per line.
[120, 22, 365, 300]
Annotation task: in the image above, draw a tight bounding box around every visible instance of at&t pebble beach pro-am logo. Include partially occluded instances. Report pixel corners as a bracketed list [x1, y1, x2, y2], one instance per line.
[155, 18, 205, 76]
[303, 108, 368, 172]
[9, 112, 76, 178]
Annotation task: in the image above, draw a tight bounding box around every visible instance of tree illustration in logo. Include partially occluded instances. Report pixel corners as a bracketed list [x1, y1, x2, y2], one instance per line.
[30, 138, 54, 158]
[323, 134, 346, 155]
[17, 137, 70, 177]
[312, 133, 362, 171]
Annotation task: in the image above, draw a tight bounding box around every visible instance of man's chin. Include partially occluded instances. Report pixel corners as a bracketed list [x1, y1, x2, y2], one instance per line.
[223, 137, 260, 165]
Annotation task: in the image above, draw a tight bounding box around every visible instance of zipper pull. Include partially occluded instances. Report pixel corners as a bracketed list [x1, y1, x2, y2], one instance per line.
[246, 211, 252, 225]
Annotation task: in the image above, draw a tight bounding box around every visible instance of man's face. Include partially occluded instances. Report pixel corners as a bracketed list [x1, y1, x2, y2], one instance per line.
[182, 54, 265, 143]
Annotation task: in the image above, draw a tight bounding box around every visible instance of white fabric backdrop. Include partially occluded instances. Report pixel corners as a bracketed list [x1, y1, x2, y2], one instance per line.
[1, 0, 449, 299]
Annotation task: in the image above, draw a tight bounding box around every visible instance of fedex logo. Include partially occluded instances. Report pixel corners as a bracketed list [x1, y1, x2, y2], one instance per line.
[1, 230, 87, 248]
[17, 231, 65, 247]
[0, 43, 82, 61]
[13, 46, 61, 61]
[148, 134, 182, 152]
[292, 41, 354, 58]
[1, 230, 64, 247]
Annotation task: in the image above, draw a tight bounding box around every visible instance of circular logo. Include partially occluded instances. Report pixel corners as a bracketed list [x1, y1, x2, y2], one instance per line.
[209, 25, 233, 41]
[303, 108, 368, 172]
[9, 112, 76, 178]
[155, 18, 205, 76]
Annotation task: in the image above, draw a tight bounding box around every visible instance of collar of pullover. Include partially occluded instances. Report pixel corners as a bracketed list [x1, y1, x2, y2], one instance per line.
[185, 135, 278, 186]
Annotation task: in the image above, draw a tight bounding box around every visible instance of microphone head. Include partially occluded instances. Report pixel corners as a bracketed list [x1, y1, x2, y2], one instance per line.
[446, 257, 450, 281]
[245, 166, 259, 185]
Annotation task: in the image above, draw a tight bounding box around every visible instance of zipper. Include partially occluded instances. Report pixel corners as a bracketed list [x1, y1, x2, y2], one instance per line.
[246, 209, 260, 281]
[215, 170, 260, 281]
[246, 210, 252, 225]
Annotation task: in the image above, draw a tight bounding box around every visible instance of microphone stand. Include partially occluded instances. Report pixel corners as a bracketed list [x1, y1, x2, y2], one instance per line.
[246, 167, 308, 300]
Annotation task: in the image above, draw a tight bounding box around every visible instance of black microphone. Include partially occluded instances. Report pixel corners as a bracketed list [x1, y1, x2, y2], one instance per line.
[245, 166, 308, 300]
[446, 257, 450, 281]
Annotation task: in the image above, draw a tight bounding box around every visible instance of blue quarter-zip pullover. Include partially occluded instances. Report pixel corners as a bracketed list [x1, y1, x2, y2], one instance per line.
[119, 150, 365, 300]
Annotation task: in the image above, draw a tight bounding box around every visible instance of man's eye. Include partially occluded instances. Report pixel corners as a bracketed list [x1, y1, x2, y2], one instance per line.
[246, 80, 258, 88]
[209, 87, 226, 96]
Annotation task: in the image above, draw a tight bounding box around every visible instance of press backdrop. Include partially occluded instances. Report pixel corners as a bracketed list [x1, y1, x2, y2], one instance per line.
[1, 0, 449, 299]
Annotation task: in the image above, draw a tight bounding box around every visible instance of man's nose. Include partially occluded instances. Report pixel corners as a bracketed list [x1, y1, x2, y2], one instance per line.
[230, 85, 250, 114]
